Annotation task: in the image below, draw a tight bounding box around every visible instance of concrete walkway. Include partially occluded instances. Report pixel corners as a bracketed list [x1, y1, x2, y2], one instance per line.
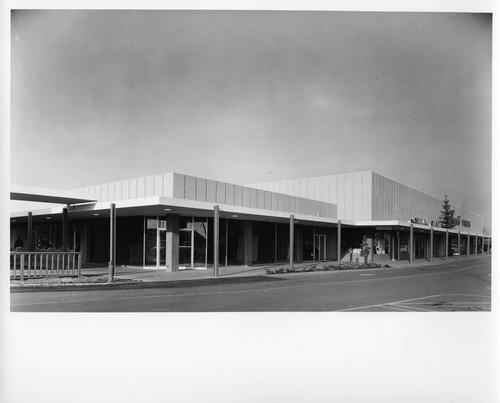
[81, 255, 489, 283]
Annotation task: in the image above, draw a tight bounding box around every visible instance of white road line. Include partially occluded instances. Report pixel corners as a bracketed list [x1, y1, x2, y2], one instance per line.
[337, 293, 491, 312]
[390, 303, 435, 312]
[12, 262, 491, 307]
[384, 304, 414, 312]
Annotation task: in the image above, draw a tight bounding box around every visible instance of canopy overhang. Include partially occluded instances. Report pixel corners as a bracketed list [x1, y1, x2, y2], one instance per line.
[11, 185, 98, 205]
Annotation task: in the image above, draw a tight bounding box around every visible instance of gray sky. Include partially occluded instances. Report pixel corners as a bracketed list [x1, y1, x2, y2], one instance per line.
[10, 10, 492, 227]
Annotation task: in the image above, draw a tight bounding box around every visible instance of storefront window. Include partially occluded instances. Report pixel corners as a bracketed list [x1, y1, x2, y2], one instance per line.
[276, 223, 289, 262]
[193, 219, 208, 266]
[252, 222, 276, 264]
[399, 233, 409, 260]
[302, 226, 314, 261]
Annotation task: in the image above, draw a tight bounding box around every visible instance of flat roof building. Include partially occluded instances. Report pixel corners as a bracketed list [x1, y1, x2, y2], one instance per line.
[10, 170, 490, 272]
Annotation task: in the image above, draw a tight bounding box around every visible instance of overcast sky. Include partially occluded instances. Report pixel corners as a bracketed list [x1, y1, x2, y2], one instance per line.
[10, 10, 492, 227]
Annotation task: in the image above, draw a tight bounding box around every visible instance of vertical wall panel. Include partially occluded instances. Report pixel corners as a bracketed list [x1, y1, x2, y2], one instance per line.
[121, 181, 129, 200]
[337, 174, 346, 219]
[137, 177, 146, 198]
[250, 188, 258, 208]
[257, 190, 265, 209]
[234, 185, 243, 206]
[184, 176, 196, 200]
[225, 184, 235, 205]
[321, 176, 329, 202]
[264, 191, 272, 210]
[216, 182, 226, 204]
[172, 173, 185, 199]
[108, 182, 115, 201]
[371, 173, 379, 220]
[314, 177, 322, 200]
[101, 184, 108, 202]
[299, 178, 307, 198]
[306, 178, 314, 199]
[114, 182, 122, 201]
[242, 186, 251, 207]
[300, 198, 306, 214]
[89, 185, 97, 200]
[276, 181, 282, 194]
[345, 173, 354, 219]
[277, 194, 284, 211]
[353, 173, 362, 221]
[162, 173, 174, 198]
[286, 180, 293, 195]
[207, 180, 217, 203]
[154, 174, 163, 196]
[283, 195, 290, 212]
[288, 196, 294, 213]
[271, 192, 278, 211]
[329, 175, 337, 204]
[145, 176, 154, 197]
[196, 178, 207, 201]
[305, 200, 312, 215]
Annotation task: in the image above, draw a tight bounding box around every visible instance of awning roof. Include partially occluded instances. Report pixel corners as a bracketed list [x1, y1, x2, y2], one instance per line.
[10, 185, 98, 205]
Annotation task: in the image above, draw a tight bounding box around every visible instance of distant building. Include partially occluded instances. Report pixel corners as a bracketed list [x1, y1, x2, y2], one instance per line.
[10, 171, 489, 270]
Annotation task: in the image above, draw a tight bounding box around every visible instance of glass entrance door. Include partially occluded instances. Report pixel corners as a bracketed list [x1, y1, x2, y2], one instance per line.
[179, 217, 208, 269]
[314, 234, 326, 261]
[145, 216, 167, 269]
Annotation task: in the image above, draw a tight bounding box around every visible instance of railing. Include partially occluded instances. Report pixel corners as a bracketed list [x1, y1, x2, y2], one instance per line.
[10, 252, 82, 280]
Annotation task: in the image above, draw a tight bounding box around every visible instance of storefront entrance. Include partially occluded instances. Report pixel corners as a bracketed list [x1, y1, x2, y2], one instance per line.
[314, 234, 326, 261]
[414, 234, 427, 259]
[145, 217, 167, 268]
[179, 217, 208, 269]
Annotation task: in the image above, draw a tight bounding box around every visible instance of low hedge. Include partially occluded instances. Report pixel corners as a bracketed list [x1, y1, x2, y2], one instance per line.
[265, 262, 390, 275]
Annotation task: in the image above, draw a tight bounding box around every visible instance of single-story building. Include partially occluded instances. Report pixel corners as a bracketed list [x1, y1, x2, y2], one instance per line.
[10, 171, 491, 271]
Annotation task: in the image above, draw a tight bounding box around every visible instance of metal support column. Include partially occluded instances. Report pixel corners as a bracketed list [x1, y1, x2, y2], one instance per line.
[475, 234, 478, 255]
[156, 216, 160, 269]
[445, 230, 449, 261]
[457, 230, 460, 259]
[337, 220, 341, 267]
[467, 233, 470, 258]
[391, 233, 395, 261]
[430, 227, 433, 263]
[62, 207, 68, 251]
[289, 214, 294, 272]
[108, 203, 116, 283]
[409, 224, 414, 265]
[214, 205, 219, 277]
[27, 212, 33, 252]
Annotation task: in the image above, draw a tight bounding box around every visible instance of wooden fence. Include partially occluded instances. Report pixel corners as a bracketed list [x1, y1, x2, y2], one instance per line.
[10, 252, 82, 280]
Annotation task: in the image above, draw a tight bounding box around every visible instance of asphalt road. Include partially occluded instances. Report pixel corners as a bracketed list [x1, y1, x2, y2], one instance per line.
[11, 256, 491, 312]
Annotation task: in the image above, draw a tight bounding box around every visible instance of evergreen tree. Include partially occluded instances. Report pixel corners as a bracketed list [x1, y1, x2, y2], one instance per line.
[439, 194, 456, 229]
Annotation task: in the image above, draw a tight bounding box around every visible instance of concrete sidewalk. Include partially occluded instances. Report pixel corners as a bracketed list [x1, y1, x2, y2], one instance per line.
[82, 255, 489, 283]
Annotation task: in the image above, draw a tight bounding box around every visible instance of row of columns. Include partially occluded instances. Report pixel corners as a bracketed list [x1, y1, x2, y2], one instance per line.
[409, 224, 490, 263]
[25, 203, 491, 281]
[28, 203, 487, 281]
[212, 211, 344, 276]
[105, 204, 491, 278]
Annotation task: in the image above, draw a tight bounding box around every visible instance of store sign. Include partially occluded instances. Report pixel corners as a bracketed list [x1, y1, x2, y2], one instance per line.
[410, 218, 442, 227]
[376, 226, 393, 230]
[410, 216, 470, 228]
[455, 216, 471, 228]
